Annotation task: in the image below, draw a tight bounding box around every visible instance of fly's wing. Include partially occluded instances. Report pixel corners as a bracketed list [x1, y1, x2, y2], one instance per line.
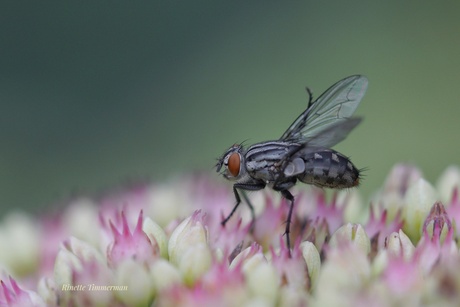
[272, 118, 363, 184]
[305, 117, 362, 148]
[280, 117, 361, 164]
[280, 75, 368, 147]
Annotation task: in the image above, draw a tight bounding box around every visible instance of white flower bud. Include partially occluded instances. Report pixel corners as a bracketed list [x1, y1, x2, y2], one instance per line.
[314, 243, 370, 306]
[150, 259, 182, 292]
[436, 165, 460, 204]
[229, 244, 263, 270]
[300, 241, 321, 290]
[371, 250, 389, 277]
[145, 184, 182, 228]
[0, 212, 40, 275]
[337, 189, 366, 224]
[63, 198, 100, 247]
[386, 229, 415, 260]
[244, 261, 279, 303]
[143, 217, 168, 259]
[279, 287, 310, 307]
[329, 223, 370, 255]
[115, 259, 154, 306]
[168, 212, 208, 266]
[178, 243, 212, 286]
[37, 277, 58, 307]
[403, 178, 438, 241]
[54, 237, 102, 287]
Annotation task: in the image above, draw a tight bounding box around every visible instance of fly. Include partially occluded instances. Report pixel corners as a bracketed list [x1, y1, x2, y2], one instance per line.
[216, 75, 368, 253]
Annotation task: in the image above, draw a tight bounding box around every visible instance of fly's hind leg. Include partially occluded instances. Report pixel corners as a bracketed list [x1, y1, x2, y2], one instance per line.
[280, 189, 295, 257]
[273, 179, 296, 257]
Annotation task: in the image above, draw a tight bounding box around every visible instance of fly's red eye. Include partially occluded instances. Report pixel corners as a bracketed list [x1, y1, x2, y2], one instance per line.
[227, 152, 240, 177]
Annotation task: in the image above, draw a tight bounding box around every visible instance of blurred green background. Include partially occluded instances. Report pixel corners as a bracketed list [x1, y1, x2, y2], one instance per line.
[1, 2, 459, 214]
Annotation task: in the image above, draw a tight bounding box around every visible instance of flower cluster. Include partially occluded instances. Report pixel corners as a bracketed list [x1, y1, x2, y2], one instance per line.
[0, 165, 460, 306]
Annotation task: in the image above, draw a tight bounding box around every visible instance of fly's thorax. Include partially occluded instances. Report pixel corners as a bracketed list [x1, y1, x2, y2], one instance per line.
[245, 141, 302, 182]
[216, 144, 249, 182]
[296, 149, 360, 189]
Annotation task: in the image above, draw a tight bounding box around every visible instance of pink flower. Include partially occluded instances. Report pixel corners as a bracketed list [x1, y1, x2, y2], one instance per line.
[382, 257, 424, 297]
[309, 191, 345, 235]
[365, 205, 403, 249]
[414, 202, 457, 274]
[445, 188, 460, 236]
[158, 260, 247, 307]
[106, 210, 159, 267]
[270, 238, 310, 290]
[211, 217, 251, 262]
[251, 195, 286, 249]
[0, 276, 45, 307]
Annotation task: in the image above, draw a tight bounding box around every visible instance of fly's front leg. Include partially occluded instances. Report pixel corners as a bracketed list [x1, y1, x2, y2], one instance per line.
[221, 186, 242, 226]
[221, 182, 265, 228]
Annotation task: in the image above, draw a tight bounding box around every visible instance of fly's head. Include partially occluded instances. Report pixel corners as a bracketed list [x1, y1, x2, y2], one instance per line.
[216, 144, 247, 181]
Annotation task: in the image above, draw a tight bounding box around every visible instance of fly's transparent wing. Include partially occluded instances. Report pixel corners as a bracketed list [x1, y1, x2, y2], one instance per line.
[280, 75, 368, 147]
[302, 117, 362, 148]
[277, 117, 363, 167]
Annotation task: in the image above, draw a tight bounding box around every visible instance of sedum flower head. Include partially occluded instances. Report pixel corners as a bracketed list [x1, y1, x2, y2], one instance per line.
[0, 165, 459, 306]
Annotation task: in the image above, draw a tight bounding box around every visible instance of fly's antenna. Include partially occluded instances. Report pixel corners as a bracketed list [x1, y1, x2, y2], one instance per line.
[239, 139, 250, 147]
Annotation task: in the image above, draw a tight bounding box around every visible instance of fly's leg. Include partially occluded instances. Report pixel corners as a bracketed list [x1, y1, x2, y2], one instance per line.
[221, 182, 265, 228]
[221, 186, 242, 226]
[280, 189, 295, 257]
[241, 191, 256, 232]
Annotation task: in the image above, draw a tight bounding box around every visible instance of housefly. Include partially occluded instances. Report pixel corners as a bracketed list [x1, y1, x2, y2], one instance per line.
[216, 75, 368, 252]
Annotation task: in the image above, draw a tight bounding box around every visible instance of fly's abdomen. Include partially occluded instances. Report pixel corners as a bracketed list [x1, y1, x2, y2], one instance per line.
[297, 149, 360, 189]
